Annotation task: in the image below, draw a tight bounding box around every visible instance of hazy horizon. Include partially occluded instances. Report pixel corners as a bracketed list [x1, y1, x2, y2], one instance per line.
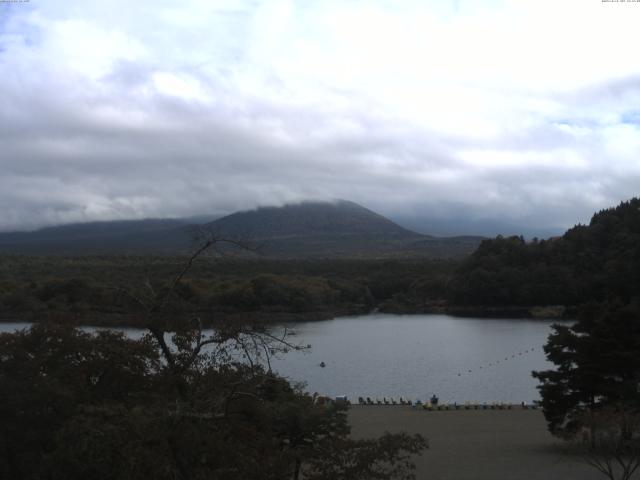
[0, 197, 569, 239]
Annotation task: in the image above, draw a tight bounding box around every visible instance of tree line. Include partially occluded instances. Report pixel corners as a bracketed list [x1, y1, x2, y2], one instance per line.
[0, 257, 456, 324]
[448, 198, 640, 309]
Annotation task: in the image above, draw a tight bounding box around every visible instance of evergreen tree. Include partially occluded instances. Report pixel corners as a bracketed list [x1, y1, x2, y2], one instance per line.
[533, 301, 640, 437]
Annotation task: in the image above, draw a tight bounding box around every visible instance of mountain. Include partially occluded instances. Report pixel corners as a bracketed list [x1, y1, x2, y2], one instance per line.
[0, 201, 483, 257]
[0, 218, 194, 254]
[204, 200, 483, 257]
[203, 200, 416, 257]
[206, 200, 417, 238]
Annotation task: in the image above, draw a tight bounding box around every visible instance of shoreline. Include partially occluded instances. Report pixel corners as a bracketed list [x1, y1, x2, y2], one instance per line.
[0, 303, 573, 328]
[0, 307, 368, 328]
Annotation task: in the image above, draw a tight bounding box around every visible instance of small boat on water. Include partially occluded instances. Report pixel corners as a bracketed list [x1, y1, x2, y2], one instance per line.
[319, 361, 326, 368]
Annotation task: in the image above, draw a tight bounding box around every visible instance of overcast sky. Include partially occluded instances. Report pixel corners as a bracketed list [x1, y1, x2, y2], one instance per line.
[1, 0, 639, 233]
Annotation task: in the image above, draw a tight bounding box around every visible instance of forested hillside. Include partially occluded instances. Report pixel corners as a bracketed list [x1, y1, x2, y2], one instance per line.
[0, 201, 482, 258]
[448, 198, 640, 307]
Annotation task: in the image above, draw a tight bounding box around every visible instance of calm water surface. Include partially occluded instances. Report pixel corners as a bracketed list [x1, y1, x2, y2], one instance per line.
[270, 314, 568, 403]
[0, 314, 568, 403]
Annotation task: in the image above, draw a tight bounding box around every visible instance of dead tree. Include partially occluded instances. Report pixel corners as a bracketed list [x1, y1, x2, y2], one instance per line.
[578, 405, 640, 480]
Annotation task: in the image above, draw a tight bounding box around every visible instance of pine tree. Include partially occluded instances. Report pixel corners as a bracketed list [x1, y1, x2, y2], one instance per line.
[533, 300, 640, 437]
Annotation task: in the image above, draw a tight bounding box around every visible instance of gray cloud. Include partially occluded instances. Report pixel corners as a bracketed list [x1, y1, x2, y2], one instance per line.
[0, 1, 639, 236]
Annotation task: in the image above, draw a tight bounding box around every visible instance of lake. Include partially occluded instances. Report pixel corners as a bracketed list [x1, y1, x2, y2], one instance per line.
[0, 313, 568, 404]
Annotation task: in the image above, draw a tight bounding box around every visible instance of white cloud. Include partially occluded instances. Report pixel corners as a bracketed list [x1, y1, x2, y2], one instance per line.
[152, 72, 209, 101]
[0, 0, 639, 233]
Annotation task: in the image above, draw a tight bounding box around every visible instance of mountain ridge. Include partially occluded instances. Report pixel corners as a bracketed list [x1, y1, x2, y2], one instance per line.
[0, 200, 483, 258]
[205, 200, 424, 239]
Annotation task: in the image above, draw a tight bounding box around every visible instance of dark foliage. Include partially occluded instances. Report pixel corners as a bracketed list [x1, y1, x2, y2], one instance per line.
[449, 198, 640, 307]
[0, 240, 427, 479]
[0, 257, 455, 324]
[532, 300, 640, 437]
[0, 321, 427, 480]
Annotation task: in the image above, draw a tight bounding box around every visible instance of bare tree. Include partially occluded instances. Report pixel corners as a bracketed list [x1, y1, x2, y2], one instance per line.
[112, 232, 305, 399]
[577, 405, 640, 480]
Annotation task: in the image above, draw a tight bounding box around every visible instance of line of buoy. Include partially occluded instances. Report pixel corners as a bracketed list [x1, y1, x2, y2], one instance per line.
[454, 346, 539, 377]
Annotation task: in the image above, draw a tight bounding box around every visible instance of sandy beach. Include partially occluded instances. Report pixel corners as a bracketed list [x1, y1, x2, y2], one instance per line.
[349, 406, 603, 480]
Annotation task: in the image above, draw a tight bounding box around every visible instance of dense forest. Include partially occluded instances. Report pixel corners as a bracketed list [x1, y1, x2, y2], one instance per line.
[448, 198, 640, 310]
[0, 257, 455, 325]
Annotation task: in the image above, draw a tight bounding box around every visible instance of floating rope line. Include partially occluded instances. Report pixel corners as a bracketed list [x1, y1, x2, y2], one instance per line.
[351, 346, 545, 407]
[454, 346, 540, 377]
